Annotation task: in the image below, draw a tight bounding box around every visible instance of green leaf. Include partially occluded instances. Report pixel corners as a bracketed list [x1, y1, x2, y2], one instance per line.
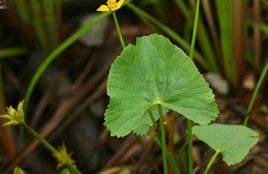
[105, 34, 218, 137]
[13, 167, 25, 174]
[60, 168, 71, 174]
[193, 124, 259, 165]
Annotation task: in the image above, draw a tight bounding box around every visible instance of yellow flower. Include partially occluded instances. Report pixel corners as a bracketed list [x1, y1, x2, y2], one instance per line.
[97, 0, 124, 12]
[0, 100, 25, 126]
[53, 144, 75, 169]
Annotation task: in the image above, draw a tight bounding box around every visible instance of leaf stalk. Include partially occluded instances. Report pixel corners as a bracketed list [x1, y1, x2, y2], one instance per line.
[112, 11, 125, 49]
[187, 120, 193, 174]
[189, 0, 200, 60]
[187, 0, 201, 173]
[204, 150, 219, 174]
[158, 104, 168, 174]
[21, 122, 81, 174]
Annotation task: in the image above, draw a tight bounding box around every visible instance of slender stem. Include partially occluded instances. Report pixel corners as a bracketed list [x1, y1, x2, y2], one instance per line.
[244, 61, 268, 126]
[158, 104, 168, 174]
[178, 139, 189, 155]
[66, 164, 81, 174]
[187, 0, 201, 173]
[22, 122, 57, 153]
[168, 116, 175, 174]
[149, 110, 157, 131]
[187, 120, 193, 174]
[149, 131, 161, 146]
[112, 11, 125, 49]
[189, 0, 200, 60]
[204, 151, 219, 174]
[21, 122, 81, 174]
[149, 132, 181, 174]
[23, 12, 111, 114]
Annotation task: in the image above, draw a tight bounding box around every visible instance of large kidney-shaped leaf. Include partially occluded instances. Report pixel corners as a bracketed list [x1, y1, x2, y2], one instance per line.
[193, 124, 259, 165]
[105, 34, 219, 137]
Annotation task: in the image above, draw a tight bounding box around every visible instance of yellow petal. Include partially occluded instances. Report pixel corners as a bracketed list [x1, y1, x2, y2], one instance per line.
[0, 114, 9, 118]
[109, 0, 116, 4]
[2, 121, 13, 127]
[97, 5, 110, 12]
[116, 0, 124, 9]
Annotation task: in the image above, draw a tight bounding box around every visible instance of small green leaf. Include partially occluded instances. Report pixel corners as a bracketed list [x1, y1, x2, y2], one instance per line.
[60, 168, 71, 174]
[105, 34, 218, 137]
[193, 124, 259, 165]
[13, 167, 25, 174]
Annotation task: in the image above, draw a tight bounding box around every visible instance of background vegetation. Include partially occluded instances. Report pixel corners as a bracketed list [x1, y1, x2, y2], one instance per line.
[0, 0, 267, 173]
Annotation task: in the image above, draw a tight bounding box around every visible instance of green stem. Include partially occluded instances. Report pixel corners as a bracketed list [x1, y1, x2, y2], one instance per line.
[158, 104, 168, 174]
[66, 164, 81, 174]
[149, 110, 157, 131]
[112, 11, 125, 49]
[187, 120, 193, 174]
[189, 0, 200, 60]
[204, 151, 219, 174]
[21, 122, 81, 174]
[187, 0, 200, 173]
[178, 139, 189, 155]
[21, 122, 57, 153]
[149, 132, 181, 174]
[244, 61, 268, 126]
[149, 131, 161, 146]
[23, 12, 111, 114]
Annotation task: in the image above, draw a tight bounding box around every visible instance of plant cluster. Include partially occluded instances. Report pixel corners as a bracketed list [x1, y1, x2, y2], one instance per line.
[0, 0, 267, 174]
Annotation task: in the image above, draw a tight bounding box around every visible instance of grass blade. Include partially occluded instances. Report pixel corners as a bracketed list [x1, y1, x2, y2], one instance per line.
[216, 0, 237, 89]
[14, 0, 30, 24]
[253, 0, 261, 72]
[42, 0, 59, 50]
[201, 0, 222, 70]
[0, 48, 28, 59]
[29, 0, 48, 53]
[232, 0, 247, 82]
